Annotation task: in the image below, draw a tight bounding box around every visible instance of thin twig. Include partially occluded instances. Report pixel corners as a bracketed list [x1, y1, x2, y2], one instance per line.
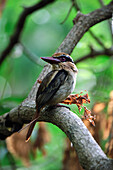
[89, 30, 106, 49]
[0, 0, 55, 65]
[20, 42, 44, 67]
[75, 47, 113, 64]
[71, 0, 80, 11]
[60, 2, 74, 24]
[60, 0, 80, 24]
[98, 0, 104, 6]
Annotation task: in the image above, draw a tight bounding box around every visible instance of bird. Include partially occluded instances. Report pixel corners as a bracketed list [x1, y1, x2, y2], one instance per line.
[26, 52, 78, 142]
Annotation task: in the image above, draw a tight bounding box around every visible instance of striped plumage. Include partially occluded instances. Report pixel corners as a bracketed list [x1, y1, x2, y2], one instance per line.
[26, 53, 78, 142]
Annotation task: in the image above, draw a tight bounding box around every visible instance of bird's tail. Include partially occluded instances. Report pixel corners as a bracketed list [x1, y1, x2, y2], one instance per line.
[26, 109, 39, 142]
[26, 119, 37, 142]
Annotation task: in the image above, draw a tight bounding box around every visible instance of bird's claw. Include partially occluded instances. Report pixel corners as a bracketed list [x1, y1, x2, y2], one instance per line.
[49, 104, 70, 110]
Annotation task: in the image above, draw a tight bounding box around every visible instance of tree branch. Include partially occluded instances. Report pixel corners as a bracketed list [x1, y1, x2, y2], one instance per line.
[75, 47, 113, 64]
[20, 42, 44, 67]
[88, 30, 107, 49]
[0, 0, 55, 65]
[0, 1, 113, 170]
[56, 1, 113, 54]
[1, 94, 113, 169]
[60, 2, 74, 24]
[72, 0, 107, 50]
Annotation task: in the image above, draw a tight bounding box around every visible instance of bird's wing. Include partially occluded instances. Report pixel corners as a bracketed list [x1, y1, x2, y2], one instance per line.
[36, 69, 68, 110]
[26, 70, 68, 142]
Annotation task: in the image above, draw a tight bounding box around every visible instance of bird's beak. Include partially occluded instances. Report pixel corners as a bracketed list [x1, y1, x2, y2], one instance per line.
[41, 57, 60, 64]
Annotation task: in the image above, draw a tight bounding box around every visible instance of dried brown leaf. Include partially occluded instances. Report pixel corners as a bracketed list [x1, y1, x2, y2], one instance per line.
[92, 103, 105, 114]
[61, 93, 95, 126]
[106, 139, 113, 158]
[61, 93, 90, 112]
[33, 122, 51, 156]
[6, 127, 34, 167]
[62, 138, 84, 170]
[82, 107, 96, 126]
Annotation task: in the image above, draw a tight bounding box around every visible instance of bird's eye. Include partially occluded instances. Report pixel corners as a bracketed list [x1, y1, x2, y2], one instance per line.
[60, 57, 66, 62]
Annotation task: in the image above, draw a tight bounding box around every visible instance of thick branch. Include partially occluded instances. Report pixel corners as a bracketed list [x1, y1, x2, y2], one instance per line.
[0, 0, 55, 65]
[1, 99, 113, 170]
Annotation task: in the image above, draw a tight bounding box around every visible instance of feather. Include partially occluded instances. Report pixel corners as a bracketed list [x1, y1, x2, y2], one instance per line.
[26, 109, 39, 142]
[26, 70, 68, 142]
[36, 69, 68, 108]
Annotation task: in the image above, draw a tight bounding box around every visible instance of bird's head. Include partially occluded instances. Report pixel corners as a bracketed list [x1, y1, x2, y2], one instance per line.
[41, 52, 73, 64]
[41, 52, 78, 73]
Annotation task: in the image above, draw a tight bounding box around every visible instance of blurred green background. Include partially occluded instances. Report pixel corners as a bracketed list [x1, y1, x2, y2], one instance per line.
[0, 0, 112, 169]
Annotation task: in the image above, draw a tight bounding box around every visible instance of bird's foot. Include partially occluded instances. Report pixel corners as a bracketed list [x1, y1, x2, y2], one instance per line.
[50, 104, 70, 110]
